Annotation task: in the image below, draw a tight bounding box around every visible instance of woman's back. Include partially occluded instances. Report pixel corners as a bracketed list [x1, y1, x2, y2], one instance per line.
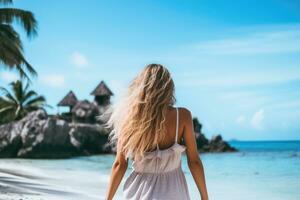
[123, 107, 191, 200]
[157, 106, 183, 149]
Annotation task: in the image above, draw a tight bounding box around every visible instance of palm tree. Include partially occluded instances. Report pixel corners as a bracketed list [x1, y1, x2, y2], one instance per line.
[0, 80, 48, 124]
[0, 0, 38, 79]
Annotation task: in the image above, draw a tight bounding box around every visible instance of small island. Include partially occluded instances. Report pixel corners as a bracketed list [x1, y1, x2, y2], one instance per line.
[0, 81, 236, 159]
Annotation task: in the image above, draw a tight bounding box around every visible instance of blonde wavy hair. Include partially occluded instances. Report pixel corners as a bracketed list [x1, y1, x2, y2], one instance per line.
[105, 64, 176, 161]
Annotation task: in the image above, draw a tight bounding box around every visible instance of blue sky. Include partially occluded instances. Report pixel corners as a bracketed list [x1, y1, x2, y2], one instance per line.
[1, 0, 300, 140]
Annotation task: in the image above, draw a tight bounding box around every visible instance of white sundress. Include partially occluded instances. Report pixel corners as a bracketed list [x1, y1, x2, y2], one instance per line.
[123, 107, 191, 200]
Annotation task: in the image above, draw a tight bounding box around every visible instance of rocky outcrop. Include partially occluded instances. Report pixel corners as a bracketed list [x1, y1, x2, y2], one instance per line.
[0, 110, 236, 158]
[0, 109, 111, 158]
[193, 118, 209, 150]
[208, 135, 237, 152]
[193, 118, 237, 153]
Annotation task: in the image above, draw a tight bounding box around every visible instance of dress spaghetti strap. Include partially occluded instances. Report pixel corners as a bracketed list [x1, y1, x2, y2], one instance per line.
[157, 107, 179, 150]
[175, 107, 179, 143]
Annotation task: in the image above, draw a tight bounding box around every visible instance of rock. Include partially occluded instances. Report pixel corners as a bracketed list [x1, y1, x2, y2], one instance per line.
[209, 134, 237, 152]
[0, 122, 22, 157]
[193, 118, 209, 151]
[0, 109, 113, 158]
[102, 141, 116, 153]
[193, 118, 237, 153]
[211, 135, 223, 144]
[18, 116, 77, 158]
[71, 100, 100, 123]
[0, 110, 48, 157]
[193, 117, 202, 133]
[69, 123, 111, 155]
[96, 105, 112, 124]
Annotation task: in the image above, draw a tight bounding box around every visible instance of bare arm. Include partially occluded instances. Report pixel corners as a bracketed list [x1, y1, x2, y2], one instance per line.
[182, 108, 209, 200]
[105, 140, 128, 200]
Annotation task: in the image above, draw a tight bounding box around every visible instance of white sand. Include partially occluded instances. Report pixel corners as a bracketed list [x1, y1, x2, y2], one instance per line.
[0, 161, 123, 200]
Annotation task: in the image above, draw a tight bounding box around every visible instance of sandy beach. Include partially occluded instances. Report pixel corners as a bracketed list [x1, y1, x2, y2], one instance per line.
[1, 141, 300, 200]
[0, 160, 118, 200]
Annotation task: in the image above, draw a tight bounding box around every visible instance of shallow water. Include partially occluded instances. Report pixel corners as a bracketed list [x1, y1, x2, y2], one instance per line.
[0, 141, 299, 200]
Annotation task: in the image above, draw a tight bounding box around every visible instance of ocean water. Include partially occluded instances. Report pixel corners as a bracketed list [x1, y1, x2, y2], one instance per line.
[0, 141, 299, 200]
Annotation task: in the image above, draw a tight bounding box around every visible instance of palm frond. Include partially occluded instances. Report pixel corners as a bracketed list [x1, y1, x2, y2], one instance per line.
[0, 8, 37, 37]
[0, 25, 37, 79]
[0, 86, 17, 104]
[14, 104, 21, 118]
[0, 104, 14, 113]
[0, 96, 15, 123]
[23, 80, 30, 93]
[19, 58, 37, 78]
[0, 0, 13, 5]
[23, 90, 37, 102]
[10, 80, 22, 103]
[0, 5, 38, 81]
[0, 80, 47, 123]
[0, 24, 22, 48]
[0, 97, 14, 107]
[24, 95, 46, 107]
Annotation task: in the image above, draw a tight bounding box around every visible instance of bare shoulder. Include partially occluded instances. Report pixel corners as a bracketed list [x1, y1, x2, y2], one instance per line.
[177, 107, 193, 124]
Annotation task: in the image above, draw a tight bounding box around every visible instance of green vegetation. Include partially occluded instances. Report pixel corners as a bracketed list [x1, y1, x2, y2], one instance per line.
[0, 80, 48, 124]
[0, 0, 38, 80]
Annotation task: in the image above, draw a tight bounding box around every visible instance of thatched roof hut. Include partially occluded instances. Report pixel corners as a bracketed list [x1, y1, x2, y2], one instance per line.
[57, 91, 78, 107]
[90, 81, 114, 96]
[90, 81, 113, 106]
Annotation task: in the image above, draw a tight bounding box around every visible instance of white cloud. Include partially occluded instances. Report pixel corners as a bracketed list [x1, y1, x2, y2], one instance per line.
[40, 74, 65, 88]
[70, 52, 88, 68]
[236, 115, 246, 124]
[195, 29, 300, 55]
[0, 71, 18, 82]
[251, 109, 265, 130]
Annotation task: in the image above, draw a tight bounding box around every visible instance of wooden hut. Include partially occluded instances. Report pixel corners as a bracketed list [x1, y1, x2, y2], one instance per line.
[57, 90, 78, 112]
[90, 81, 113, 106]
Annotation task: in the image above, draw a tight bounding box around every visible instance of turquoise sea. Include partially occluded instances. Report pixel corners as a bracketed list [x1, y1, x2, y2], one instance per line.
[0, 141, 299, 200]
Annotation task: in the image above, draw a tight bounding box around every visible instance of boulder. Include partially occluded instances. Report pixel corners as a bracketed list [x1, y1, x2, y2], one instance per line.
[18, 115, 77, 158]
[211, 135, 223, 143]
[69, 123, 111, 154]
[71, 100, 100, 123]
[209, 134, 237, 152]
[0, 122, 22, 157]
[0, 109, 113, 158]
[0, 110, 48, 157]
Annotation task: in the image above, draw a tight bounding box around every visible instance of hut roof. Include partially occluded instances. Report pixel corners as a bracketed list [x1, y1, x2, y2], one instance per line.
[57, 91, 78, 107]
[90, 81, 114, 96]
